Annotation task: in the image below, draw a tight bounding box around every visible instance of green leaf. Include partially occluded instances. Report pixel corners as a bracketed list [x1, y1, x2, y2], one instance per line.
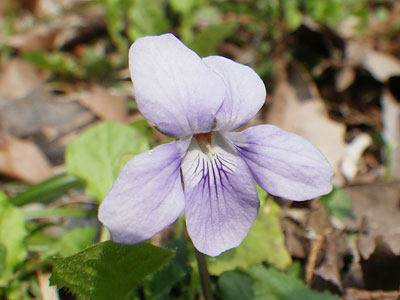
[218, 271, 254, 300]
[127, 0, 170, 41]
[46, 227, 97, 258]
[320, 187, 353, 219]
[188, 22, 239, 57]
[285, 0, 303, 30]
[10, 173, 83, 207]
[65, 122, 149, 202]
[50, 241, 174, 300]
[23, 207, 95, 220]
[23, 51, 79, 76]
[250, 265, 339, 300]
[101, 0, 130, 56]
[145, 239, 188, 299]
[208, 199, 291, 275]
[168, 0, 203, 14]
[0, 191, 27, 285]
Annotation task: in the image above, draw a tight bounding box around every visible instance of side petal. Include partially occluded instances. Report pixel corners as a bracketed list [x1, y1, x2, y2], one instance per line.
[224, 125, 333, 201]
[181, 133, 259, 256]
[98, 139, 191, 244]
[129, 34, 226, 137]
[203, 56, 266, 131]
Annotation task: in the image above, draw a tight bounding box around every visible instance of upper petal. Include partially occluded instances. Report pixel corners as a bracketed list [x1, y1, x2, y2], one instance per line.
[203, 56, 266, 131]
[181, 133, 260, 256]
[129, 34, 226, 137]
[98, 139, 191, 244]
[223, 125, 333, 201]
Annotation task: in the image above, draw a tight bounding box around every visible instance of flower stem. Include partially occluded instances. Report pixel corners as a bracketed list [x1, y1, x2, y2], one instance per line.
[194, 248, 214, 300]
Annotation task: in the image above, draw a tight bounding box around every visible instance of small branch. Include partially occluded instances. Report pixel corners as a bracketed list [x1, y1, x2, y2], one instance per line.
[194, 249, 214, 300]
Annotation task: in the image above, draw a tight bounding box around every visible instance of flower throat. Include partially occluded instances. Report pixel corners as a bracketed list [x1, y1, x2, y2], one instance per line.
[194, 132, 215, 157]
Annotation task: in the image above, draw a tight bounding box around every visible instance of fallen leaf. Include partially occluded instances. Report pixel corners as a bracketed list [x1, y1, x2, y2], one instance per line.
[360, 236, 400, 291]
[37, 272, 59, 300]
[344, 183, 400, 259]
[344, 288, 400, 300]
[77, 87, 127, 122]
[0, 58, 42, 99]
[0, 88, 85, 138]
[336, 66, 356, 92]
[341, 133, 373, 182]
[362, 50, 400, 83]
[0, 131, 52, 183]
[313, 231, 343, 292]
[7, 5, 105, 52]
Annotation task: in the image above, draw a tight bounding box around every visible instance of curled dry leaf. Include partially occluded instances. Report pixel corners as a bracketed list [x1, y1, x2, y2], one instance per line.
[344, 183, 400, 259]
[341, 133, 373, 182]
[0, 131, 52, 183]
[346, 42, 400, 83]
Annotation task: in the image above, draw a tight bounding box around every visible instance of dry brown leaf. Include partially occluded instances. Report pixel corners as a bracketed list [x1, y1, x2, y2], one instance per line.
[363, 50, 400, 82]
[37, 272, 59, 300]
[345, 42, 400, 83]
[7, 5, 105, 51]
[341, 133, 373, 182]
[344, 183, 400, 259]
[336, 66, 356, 92]
[344, 288, 400, 300]
[0, 131, 52, 183]
[313, 231, 343, 292]
[267, 62, 346, 185]
[77, 87, 127, 122]
[0, 58, 42, 99]
[0, 88, 85, 137]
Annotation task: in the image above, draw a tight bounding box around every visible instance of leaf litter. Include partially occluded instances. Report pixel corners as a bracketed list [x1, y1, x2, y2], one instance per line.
[0, 0, 400, 299]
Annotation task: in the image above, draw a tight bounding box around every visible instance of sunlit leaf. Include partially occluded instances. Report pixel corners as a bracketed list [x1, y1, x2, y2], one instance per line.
[50, 241, 174, 300]
[127, 0, 170, 41]
[23, 51, 79, 76]
[66, 122, 149, 202]
[188, 23, 238, 57]
[208, 199, 291, 275]
[0, 191, 27, 284]
[10, 173, 83, 207]
[46, 227, 97, 258]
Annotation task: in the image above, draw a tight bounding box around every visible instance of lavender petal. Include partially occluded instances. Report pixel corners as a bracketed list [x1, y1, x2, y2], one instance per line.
[203, 56, 266, 131]
[129, 34, 225, 137]
[181, 133, 259, 256]
[224, 125, 333, 201]
[98, 138, 191, 244]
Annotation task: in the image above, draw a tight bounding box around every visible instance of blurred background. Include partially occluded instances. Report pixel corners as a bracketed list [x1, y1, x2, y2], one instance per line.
[0, 0, 399, 299]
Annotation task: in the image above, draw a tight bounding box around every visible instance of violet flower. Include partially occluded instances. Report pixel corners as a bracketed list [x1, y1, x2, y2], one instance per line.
[98, 33, 333, 256]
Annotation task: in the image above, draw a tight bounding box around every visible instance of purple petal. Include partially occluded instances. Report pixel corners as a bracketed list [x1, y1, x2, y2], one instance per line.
[203, 56, 266, 131]
[223, 125, 333, 201]
[181, 133, 259, 256]
[129, 34, 226, 137]
[98, 139, 191, 244]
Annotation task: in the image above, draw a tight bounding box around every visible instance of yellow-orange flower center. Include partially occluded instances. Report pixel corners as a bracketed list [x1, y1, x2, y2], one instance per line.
[193, 132, 213, 145]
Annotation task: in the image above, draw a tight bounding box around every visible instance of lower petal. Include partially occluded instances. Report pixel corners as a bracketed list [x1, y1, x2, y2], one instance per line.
[181, 133, 259, 256]
[223, 125, 333, 201]
[98, 139, 191, 244]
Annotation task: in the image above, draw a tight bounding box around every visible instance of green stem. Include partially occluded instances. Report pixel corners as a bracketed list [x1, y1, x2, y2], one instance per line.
[194, 249, 214, 300]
